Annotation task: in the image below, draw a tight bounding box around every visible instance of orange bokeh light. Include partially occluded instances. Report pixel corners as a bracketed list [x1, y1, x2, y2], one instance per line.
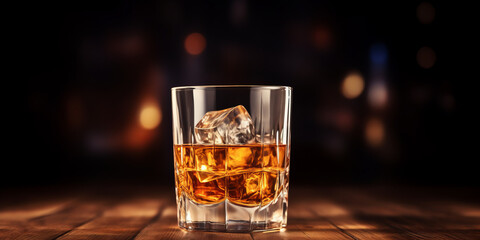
[184, 33, 206, 55]
[365, 118, 385, 147]
[341, 72, 365, 99]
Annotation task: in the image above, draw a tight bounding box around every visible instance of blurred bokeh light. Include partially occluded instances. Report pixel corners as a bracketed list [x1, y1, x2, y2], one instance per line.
[185, 33, 206, 55]
[417, 46, 436, 69]
[417, 2, 436, 25]
[369, 43, 388, 66]
[341, 72, 365, 99]
[140, 104, 162, 130]
[368, 82, 388, 109]
[6, 0, 474, 188]
[365, 118, 385, 147]
[313, 25, 332, 51]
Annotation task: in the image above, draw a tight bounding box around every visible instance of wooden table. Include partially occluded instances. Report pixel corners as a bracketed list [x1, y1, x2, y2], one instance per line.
[1, 186, 479, 240]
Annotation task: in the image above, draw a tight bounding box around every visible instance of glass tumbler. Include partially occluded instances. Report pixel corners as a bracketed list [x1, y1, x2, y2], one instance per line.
[171, 85, 292, 232]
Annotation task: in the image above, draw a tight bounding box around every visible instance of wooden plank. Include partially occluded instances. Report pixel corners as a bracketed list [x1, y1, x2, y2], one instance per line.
[1, 186, 478, 240]
[57, 197, 163, 240]
[302, 189, 408, 240]
[361, 188, 480, 240]
[135, 202, 252, 240]
[284, 220, 354, 240]
[251, 195, 352, 240]
[0, 199, 72, 221]
[252, 228, 308, 240]
[7, 200, 107, 240]
[134, 204, 185, 240]
[0, 197, 73, 240]
[137, 198, 333, 240]
[325, 187, 480, 240]
[137, 188, 350, 240]
[251, 200, 311, 240]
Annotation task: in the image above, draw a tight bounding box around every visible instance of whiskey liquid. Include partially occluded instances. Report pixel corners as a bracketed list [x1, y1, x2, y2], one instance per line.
[174, 144, 288, 206]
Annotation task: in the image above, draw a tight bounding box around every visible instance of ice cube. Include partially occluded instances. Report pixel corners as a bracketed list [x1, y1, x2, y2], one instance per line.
[195, 105, 256, 144]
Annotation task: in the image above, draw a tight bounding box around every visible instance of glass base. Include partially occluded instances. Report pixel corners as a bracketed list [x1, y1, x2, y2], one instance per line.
[179, 221, 285, 232]
[177, 191, 288, 232]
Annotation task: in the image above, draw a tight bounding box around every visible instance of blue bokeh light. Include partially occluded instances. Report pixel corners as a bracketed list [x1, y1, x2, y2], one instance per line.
[370, 43, 388, 65]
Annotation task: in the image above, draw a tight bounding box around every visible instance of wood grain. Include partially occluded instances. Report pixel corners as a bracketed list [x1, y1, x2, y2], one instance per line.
[321, 187, 480, 240]
[0, 196, 74, 240]
[0, 187, 478, 240]
[57, 197, 163, 240]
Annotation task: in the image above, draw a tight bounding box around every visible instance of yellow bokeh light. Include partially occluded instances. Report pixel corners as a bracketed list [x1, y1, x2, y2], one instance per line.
[341, 73, 365, 99]
[365, 118, 385, 147]
[140, 105, 162, 130]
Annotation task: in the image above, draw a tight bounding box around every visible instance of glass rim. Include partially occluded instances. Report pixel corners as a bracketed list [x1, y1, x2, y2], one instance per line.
[171, 85, 292, 91]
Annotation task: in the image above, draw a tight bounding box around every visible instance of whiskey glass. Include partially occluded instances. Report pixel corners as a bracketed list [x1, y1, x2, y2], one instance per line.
[171, 85, 292, 232]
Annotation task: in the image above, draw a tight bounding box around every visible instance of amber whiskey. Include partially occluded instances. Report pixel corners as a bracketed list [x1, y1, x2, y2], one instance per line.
[174, 144, 288, 206]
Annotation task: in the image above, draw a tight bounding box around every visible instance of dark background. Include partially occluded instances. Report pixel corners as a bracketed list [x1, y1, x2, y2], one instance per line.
[5, 0, 476, 189]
